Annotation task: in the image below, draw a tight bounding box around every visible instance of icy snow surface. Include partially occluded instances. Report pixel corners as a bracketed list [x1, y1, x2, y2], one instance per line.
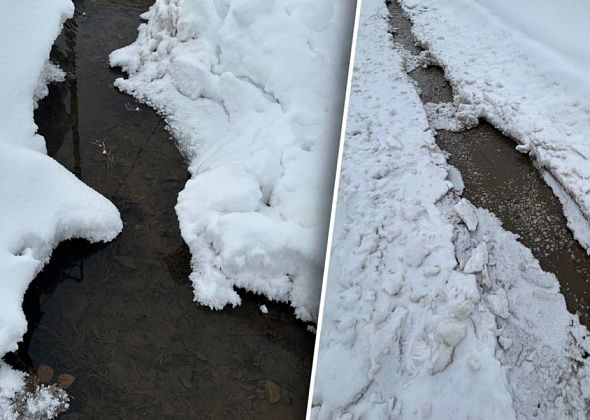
[110, 0, 355, 321]
[400, 0, 590, 251]
[311, 0, 590, 418]
[0, 0, 122, 415]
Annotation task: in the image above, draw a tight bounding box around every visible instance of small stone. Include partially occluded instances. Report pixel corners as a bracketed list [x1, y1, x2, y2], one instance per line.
[58, 373, 76, 389]
[37, 364, 54, 384]
[264, 380, 281, 404]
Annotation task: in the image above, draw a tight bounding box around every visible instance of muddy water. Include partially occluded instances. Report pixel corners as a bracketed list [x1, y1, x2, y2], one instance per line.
[389, 1, 590, 323]
[5, 1, 314, 417]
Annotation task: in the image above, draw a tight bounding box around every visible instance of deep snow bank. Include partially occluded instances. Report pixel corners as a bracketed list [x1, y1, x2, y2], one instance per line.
[0, 0, 122, 415]
[311, 0, 590, 417]
[399, 0, 590, 252]
[110, 0, 355, 321]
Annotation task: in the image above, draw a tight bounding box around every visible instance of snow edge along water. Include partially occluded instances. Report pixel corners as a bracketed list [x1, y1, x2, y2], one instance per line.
[0, 0, 123, 417]
[398, 0, 590, 256]
[109, 0, 356, 323]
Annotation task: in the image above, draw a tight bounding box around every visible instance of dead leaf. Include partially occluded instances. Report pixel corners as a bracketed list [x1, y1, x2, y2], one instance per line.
[264, 380, 281, 404]
[37, 364, 54, 384]
[58, 373, 76, 389]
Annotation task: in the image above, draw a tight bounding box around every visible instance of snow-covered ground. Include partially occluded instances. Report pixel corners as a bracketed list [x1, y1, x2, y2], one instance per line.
[400, 0, 590, 252]
[310, 0, 590, 417]
[0, 0, 122, 416]
[110, 0, 355, 322]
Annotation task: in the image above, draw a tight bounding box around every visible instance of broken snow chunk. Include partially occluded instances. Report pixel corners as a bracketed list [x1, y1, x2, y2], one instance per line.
[424, 101, 479, 132]
[480, 266, 492, 288]
[423, 265, 441, 277]
[446, 271, 480, 319]
[429, 343, 454, 375]
[259, 304, 268, 314]
[498, 336, 513, 350]
[447, 166, 464, 194]
[464, 242, 488, 274]
[486, 293, 510, 319]
[454, 198, 478, 232]
[435, 319, 466, 346]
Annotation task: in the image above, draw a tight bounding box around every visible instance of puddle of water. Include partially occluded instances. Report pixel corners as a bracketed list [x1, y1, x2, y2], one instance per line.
[388, 1, 590, 323]
[5, 0, 314, 417]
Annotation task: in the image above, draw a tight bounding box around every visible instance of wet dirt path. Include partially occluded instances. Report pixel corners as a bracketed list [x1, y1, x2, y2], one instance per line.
[388, 1, 590, 324]
[5, 1, 313, 418]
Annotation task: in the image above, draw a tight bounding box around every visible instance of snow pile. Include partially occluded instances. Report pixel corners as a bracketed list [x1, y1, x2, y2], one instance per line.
[0, 365, 69, 420]
[110, 0, 354, 321]
[399, 0, 590, 249]
[0, 0, 122, 415]
[311, 0, 590, 417]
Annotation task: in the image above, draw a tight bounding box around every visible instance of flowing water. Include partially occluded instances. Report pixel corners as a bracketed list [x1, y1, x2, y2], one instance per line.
[5, 1, 314, 417]
[389, 1, 590, 324]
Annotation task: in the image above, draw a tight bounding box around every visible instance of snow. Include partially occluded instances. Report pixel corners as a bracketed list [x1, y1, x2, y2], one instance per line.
[0, 365, 69, 420]
[399, 0, 590, 252]
[110, 0, 355, 322]
[463, 241, 488, 274]
[453, 198, 478, 232]
[0, 0, 122, 416]
[310, 0, 590, 417]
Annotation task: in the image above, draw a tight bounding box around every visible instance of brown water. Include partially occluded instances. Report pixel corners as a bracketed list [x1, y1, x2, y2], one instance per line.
[5, 1, 314, 417]
[389, 1, 590, 323]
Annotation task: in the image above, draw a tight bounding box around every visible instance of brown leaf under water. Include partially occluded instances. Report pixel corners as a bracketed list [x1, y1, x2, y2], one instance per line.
[264, 380, 281, 404]
[58, 373, 76, 389]
[37, 364, 54, 384]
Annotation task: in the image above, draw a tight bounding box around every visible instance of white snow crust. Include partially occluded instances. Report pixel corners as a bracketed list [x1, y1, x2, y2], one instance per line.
[0, 0, 122, 416]
[400, 0, 590, 252]
[110, 0, 355, 321]
[311, 0, 590, 418]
